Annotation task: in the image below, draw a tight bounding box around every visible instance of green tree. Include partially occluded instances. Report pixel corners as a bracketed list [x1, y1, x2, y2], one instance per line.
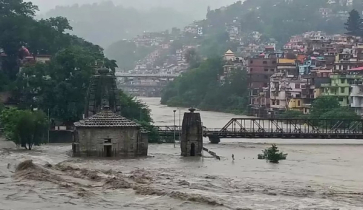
[310, 96, 340, 119]
[118, 91, 159, 143]
[0, 108, 48, 150]
[280, 110, 305, 119]
[184, 48, 201, 69]
[345, 9, 362, 36]
[15, 110, 48, 150]
[16, 46, 101, 124]
[319, 107, 360, 128]
[0, 0, 38, 80]
[161, 57, 249, 114]
[258, 144, 287, 163]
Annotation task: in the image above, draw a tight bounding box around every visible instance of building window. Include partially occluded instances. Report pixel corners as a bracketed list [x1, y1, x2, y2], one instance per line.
[270, 69, 274, 72]
[272, 100, 276, 105]
[250, 68, 253, 72]
[295, 84, 300, 88]
[298, 100, 301, 106]
[340, 87, 344, 93]
[340, 79, 345, 84]
[264, 68, 268, 72]
[263, 61, 267, 64]
[339, 97, 344, 102]
[276, 100, 280, 105]
[250, 60, 253, 64]
[272, 61, 276, 64]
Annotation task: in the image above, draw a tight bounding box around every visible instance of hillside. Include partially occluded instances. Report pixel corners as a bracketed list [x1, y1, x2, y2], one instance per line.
[204, 0, 363, 43]
[43, 1, 192, 47]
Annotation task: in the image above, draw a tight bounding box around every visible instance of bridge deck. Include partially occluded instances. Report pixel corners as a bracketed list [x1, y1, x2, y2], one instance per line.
[155, 118, 363, 140]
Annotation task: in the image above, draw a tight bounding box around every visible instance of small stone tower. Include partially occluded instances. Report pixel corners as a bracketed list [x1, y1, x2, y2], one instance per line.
[181, 108, 203, 157]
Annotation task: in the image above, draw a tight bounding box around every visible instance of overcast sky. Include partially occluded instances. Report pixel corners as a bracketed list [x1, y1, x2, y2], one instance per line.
[29, 0, 238, 13]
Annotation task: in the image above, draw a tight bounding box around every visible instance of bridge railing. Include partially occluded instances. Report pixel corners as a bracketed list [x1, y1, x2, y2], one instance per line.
[155, 118, 363, 137]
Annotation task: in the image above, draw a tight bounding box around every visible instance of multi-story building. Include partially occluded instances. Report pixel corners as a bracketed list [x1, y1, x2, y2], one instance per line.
[350, 81, 363, 116]
[270, 72, 312, 115]
[248, 53, 278, 117]
[320, 74, 352, 106]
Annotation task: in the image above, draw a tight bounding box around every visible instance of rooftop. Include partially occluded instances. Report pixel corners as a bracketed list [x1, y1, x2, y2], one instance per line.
[74, 107, 140, 128]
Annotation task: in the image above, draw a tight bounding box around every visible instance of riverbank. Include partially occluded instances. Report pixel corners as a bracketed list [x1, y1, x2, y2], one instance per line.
[161, 100, 247, 116]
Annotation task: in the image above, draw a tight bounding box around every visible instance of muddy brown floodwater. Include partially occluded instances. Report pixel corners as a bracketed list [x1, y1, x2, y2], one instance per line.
[1, 97, 363, 210]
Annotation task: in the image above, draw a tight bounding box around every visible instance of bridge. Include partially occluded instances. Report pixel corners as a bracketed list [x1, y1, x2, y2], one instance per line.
[116, 72, 179, 96]
[115, 72, 179, 79]
[155, 118, 363, 143]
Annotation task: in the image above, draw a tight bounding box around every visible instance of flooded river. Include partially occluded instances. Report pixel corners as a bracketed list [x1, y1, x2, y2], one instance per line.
[1, 97, 363, 209]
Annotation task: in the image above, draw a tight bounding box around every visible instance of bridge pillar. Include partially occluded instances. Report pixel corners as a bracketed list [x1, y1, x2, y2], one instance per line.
[208, 135, 220, 144]
[181, 108, 203, 157]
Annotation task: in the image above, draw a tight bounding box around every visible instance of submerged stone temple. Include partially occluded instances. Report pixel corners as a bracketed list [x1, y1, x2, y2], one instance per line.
[181, 108, 203, 157]
[84, 67, 121, 118]
[72, 67, 148, 157]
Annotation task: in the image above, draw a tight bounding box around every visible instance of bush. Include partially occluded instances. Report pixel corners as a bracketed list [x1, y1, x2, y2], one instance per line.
[279, 110, 305, 119]
[0, 108, 48, 150]
[258, 144, 287, 163]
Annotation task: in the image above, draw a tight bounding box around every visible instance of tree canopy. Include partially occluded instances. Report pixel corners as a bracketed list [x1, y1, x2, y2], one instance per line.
[0, 0, 156, 143]
[345, 9, 363, 36]
[204, 0, 353, 44]
[310, 96, 340, 119]
[161, 57, 249, 113]
[0, 108, 48, 150]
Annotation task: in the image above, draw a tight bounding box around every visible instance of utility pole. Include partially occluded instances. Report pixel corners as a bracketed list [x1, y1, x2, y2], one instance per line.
[173, 110, 176, 148]
[47, 108, 50, 144]
[179, 108, 181, 140]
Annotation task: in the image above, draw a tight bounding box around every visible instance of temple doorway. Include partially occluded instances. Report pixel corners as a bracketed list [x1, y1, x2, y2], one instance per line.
[104, 145, 112, 157]
[104, 138, 112, 157]
[190, 143, 196, 156]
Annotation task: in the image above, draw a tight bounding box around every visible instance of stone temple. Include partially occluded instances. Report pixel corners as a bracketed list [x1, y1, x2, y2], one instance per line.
[180, 108, 203, 156]
[72, 67, 148, 157]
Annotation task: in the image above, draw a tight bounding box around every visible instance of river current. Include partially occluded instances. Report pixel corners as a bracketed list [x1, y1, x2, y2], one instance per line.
[0, 97, 363, 209]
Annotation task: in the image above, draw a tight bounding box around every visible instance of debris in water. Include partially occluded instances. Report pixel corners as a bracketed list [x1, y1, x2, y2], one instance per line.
[104, 177, 132, 189]
[44, 162, 52, 168]
[16, 160, 35, 171]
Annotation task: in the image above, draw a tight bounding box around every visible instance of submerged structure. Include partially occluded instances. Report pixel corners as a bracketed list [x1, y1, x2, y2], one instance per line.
[73, 106, 148, 157]
[181, 108, 203, 157]
[73, 67, 148, 157]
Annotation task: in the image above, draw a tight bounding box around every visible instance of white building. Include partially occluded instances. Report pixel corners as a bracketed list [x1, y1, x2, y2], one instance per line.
[224, 50, 236, 61]
[350, 84, 363, 116]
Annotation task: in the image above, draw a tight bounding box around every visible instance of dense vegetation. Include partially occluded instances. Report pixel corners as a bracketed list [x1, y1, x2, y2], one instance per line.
[161, 57, 249, 113]
[204, 0, 362, 44]
[282, 96, 361, 121]
[0, 107, 48, 150]
[0, 0, 157, 144]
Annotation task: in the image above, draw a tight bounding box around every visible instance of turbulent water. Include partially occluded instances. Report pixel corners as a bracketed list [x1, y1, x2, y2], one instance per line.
[1, 97, 363, 209]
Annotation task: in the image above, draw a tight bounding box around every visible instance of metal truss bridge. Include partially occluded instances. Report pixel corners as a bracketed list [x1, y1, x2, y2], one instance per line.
[115, 73, 179, 79]
[155, 118, 363, 143]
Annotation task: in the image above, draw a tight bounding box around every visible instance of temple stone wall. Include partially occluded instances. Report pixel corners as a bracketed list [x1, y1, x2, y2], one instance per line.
[181, 111, 203, 157]
[75, 127, 142, 157]
[138, 132, 149, 156]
